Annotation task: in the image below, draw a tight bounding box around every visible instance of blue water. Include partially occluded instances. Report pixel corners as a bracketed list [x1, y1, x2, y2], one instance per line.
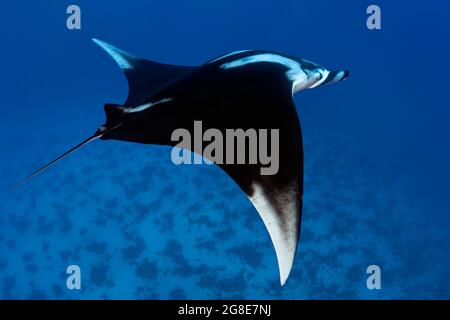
[1, 0, 449, 299]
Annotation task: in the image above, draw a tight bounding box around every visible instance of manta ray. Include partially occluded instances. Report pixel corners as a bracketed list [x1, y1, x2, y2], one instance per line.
[15, 39, 349, 285]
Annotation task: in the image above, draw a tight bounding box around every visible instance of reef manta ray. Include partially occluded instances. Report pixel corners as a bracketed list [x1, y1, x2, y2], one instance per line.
[15, 39, 349, 285]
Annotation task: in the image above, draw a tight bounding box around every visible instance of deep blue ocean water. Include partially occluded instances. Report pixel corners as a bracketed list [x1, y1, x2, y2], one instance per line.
[0, 0, 449, 299]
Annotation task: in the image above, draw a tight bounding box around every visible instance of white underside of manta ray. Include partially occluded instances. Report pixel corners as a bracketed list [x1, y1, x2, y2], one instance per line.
[15, 38, 349, 285]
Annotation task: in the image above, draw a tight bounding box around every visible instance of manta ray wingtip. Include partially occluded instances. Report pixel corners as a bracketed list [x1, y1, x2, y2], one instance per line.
[92, 38, 136, 71]
[92, 38, 108, 48]
[278, 253, 294, 286]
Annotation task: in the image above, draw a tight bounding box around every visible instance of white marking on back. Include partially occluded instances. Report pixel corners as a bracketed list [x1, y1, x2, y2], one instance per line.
[124, 97, 173, 113]
[220, 53, 307, 93]
[209, 50, 251, 64]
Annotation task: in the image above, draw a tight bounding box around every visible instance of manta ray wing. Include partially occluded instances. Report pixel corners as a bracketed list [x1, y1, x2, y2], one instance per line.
[219, 128, 303, 285]
[92, 38, 197, 107]
[209, 77, 303, 285]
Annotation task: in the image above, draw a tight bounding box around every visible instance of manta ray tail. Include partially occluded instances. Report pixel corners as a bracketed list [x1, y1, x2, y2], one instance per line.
[12, 133, 102, 190]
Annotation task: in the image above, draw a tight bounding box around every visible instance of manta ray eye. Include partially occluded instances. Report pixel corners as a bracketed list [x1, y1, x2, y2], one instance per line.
[316, 70, 323, 80]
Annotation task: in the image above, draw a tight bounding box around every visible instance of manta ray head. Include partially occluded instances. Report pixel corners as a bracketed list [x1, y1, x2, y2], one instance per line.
[291, 57, 350, 93]
[217, 51, 349, 94]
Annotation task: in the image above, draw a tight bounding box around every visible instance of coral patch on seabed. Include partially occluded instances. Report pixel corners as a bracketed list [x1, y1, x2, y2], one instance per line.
[1, 131, 447, 299]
